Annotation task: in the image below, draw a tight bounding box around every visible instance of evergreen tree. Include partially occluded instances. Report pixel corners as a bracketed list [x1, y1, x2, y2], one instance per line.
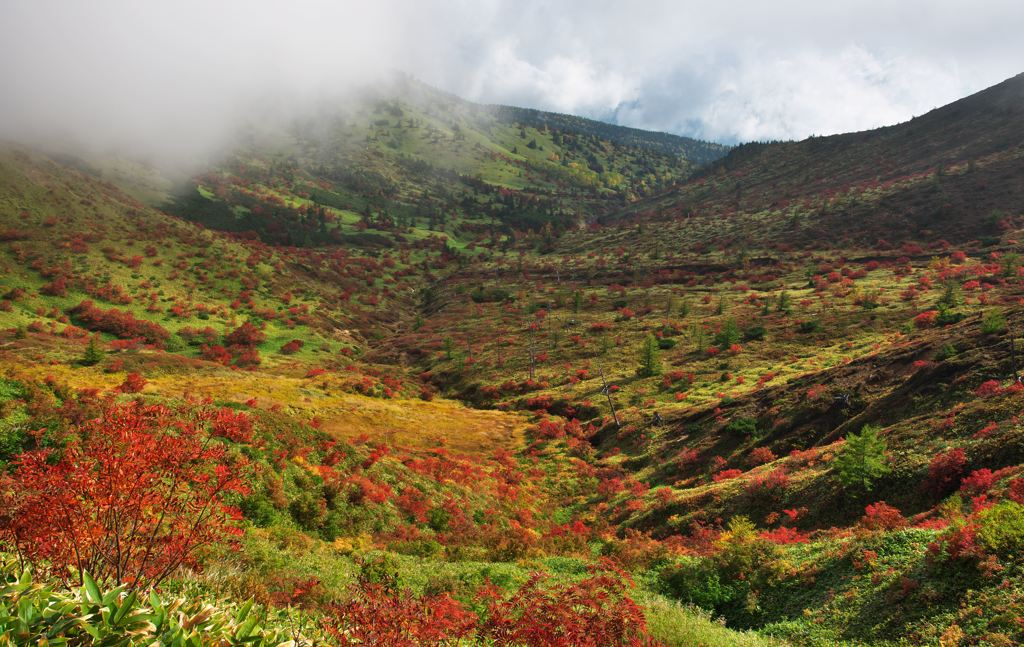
[714, 319, 741, 348]
[835, 425, 891, 492]
[637, 335, 662, 377]
[81, 336, 104, 366]
[981, 309, 1008, 335]
[777, 290, 792, 315]
[937, 281, 962, 311]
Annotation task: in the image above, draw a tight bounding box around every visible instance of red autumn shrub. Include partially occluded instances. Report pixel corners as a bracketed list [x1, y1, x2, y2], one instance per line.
[747, 447, 777, 466]
[913, 310, 939, 328]
[209, 408, 254, 443]
[0, 228, 30, 241]
[234, 347, 262, 368]
[395, 486, 429, 523]
[201, 344, 233, 365]
[973, 421, 999, 438]
[361, 445, 389, 469]
[68, 300, 170, 346]
[713, 468, 744, 482]
[40, 276, 68, 297]
[860, 501, 907, 531]
[930, 522, 983, 563]
[974, 380, 1003, 398]
[348, 475, 392, 505]
[224, 321, 266, 348]
[806, 384, 828, 401]
[116, 372, 147, 393]
[1007, 478, 1024, 504]
[925, 447, 967, 497]
[960, 468, 996, 496]
[598, 477, 626, 496]
[324, 579, 477, 646]
[760, 526, 809, 544]
[280, 339, 304, 354]
[475, 562, 649, 646]
[745, 469, 789, 498]
[0, 402, 246, 588]
[270, 576, 324, 608]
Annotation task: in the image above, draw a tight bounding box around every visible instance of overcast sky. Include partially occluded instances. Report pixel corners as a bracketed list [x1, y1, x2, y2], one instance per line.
[1, 0, 1021, 164]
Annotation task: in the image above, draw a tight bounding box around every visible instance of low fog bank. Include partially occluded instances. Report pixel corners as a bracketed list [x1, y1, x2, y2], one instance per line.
[0, 1, 424, 173]
[1, 0, 1021, 169]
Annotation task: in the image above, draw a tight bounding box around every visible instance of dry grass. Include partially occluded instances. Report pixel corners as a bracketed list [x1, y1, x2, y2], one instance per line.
[10, 356, 528, 454]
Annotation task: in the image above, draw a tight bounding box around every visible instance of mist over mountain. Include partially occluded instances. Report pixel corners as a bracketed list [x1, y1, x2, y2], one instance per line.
[3, 0, 1023, 166]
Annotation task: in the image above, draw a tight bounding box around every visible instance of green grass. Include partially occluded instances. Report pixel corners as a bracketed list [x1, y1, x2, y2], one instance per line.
[640, 592, 787, 646]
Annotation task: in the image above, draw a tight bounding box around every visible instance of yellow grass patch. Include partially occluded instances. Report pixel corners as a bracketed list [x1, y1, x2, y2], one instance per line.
[12, 359, 528, 454]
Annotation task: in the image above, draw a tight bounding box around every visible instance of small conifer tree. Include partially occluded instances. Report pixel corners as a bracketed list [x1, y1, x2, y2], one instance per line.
[81, 336, 104, 366]
[637, 335, 662, 377]
[835, 424, 891, 492]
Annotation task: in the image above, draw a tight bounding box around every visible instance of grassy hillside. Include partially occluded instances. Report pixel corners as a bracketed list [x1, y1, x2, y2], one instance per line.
[0, 145, 766, 645]
[160, 77, 727, 249]
[609, 72, 1024, 250]
[2, 73, 1024, 645]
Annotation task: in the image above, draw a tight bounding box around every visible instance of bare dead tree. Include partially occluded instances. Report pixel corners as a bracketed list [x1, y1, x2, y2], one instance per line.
[599, 364, 620, 429]
[527, 324, 537, 381]
[1011, 320, 1021, 383]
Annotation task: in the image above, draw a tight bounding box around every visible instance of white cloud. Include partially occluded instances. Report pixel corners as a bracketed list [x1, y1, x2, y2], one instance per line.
[463, 39, 636, 114]
[0, 0, 1020, 162]
[685, 46, 967, 142]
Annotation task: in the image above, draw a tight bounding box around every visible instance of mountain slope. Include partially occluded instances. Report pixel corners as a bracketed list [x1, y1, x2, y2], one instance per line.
[610, 72, 1024, 248]
[491, 103, 726, 163]
[160, 77, 729, 248]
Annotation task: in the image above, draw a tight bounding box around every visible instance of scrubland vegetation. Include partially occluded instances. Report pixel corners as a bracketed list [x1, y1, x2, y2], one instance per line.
[1, 73, 1024, 645]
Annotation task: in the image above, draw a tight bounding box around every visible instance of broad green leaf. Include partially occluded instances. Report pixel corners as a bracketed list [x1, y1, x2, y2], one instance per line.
[82, 572, 102, 605]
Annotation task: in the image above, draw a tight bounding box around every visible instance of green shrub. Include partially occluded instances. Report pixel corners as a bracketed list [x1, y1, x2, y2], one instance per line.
[392, 538, 443, 558]
[0, 379, 23, 404]
[0, 558, 306, 644]
[80, 336, 104, 365]
[428, 506, 451, 532]
[976, 501, 1024, 557]
[936, 282, 962, 310]
[289, 491, 326, 530]
[776, 291, 792, 315]
[981, 309, 1008, 335]
[660, 557, 734, 610]
[240, 493, 280, 527]
[797, 320, 822, 334]
[743, 325, 766, 342]
[726, 417, 759, 436]
[935, 343, 958, 361]
[470, 286, 511, 303]
[936, 308, 965, 326]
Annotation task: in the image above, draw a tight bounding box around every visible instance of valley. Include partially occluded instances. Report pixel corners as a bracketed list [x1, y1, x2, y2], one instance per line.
[1, 72, 1024, 646]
